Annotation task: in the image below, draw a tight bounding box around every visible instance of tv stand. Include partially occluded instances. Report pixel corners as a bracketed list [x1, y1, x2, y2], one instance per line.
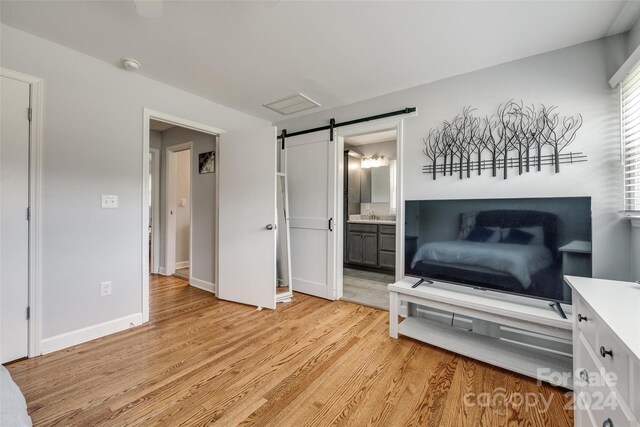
[548, 301, 567, 319]
[389, 278, 574, 388]
[411, 278, 434, 288]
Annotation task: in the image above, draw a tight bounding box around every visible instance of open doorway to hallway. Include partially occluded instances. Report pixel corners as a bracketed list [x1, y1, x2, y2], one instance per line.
[148, 119, 216, 292]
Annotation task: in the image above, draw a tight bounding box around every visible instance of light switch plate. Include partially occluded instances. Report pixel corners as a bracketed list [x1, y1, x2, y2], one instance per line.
[102, 195, 118, 208]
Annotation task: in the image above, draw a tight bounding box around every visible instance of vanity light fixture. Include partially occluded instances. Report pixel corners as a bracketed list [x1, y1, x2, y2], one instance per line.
[361, 155, 389, 168]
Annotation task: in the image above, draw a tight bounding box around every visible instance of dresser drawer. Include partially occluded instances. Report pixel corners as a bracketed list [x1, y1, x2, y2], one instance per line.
[348, 223, 378, 233]
[575, 335, 635, 427]
[597, 323, 630, 405]
[575, 295, 598, 351]
[588, 404, 635, 427]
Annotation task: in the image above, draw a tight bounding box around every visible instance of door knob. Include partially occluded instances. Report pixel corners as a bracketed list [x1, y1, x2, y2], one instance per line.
[266, 224, 275, 230]
[577, 314, 587, 322]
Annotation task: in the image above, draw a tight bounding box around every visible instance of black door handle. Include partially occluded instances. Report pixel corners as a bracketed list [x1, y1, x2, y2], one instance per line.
[328, 218, 333, 231]
[600, 346, 613, 358]
[577, 314, 587, 322]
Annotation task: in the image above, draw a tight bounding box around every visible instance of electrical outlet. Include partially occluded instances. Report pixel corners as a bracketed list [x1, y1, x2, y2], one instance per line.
[100, 281, 112, 296]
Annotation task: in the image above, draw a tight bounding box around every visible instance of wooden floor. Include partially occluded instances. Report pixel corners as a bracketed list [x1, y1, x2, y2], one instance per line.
[7, 275, 573, 426]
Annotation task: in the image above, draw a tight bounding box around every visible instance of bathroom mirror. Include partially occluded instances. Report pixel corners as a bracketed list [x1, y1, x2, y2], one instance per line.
[276, 173, 292, 300]
[361, 165, 391, 203]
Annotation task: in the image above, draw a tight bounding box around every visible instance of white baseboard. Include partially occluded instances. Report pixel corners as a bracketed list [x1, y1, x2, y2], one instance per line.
[40, 313, 143, 355]
[189, 277, 216, 294]
[175, 261, 190, 269]
[159, 267, 168, 276]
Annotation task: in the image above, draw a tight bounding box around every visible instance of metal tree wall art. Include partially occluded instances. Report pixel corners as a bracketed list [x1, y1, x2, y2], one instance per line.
[422, 101, 585, 180]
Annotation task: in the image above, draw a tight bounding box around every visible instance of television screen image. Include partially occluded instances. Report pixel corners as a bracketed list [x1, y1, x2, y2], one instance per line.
[405, 197, 592, 304]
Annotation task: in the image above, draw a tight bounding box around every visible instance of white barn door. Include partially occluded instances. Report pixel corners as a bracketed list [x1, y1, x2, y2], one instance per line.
[286, 131, 338, 300]
[218, 127, 277, 309]
[1, 76, 31, 363]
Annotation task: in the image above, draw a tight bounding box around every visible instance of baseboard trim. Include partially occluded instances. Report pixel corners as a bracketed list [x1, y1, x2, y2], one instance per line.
[189, 277, 216, 294]
[40, 313, 143, 355]
[175, 261, 190, 269]
[159, 267, 168, 276]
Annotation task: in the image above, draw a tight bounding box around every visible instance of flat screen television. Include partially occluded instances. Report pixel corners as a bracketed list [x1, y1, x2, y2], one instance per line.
[404, 197, 592, 304]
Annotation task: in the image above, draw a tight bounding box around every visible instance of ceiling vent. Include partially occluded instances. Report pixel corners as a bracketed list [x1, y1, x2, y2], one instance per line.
[263, 93, 321, 115]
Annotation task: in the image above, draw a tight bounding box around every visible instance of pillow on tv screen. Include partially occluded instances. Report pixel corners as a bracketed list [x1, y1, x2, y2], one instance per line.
[458, 211, 479, 240]
[517, 226, 544, 246]
[466, 226, 500, 243]
[502, 228, 535, 245]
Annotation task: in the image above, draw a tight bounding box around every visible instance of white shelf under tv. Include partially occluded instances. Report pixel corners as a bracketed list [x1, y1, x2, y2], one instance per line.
[388, 277, 574, 389]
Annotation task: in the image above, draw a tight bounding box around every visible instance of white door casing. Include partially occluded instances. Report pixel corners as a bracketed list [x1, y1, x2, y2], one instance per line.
[286, 131, 338, 300]
[0, 76, 30, 363]
[217, 126, 277, 309]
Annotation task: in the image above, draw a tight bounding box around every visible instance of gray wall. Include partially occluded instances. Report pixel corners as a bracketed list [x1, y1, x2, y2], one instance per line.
[1, 24, 268, 340]
[150, 130, 162, 150]
[158, 127, 216, 284]
[276, 35, 633, 281]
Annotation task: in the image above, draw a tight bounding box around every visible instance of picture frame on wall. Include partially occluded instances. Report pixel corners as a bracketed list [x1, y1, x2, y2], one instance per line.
[199, 151, 215, 174]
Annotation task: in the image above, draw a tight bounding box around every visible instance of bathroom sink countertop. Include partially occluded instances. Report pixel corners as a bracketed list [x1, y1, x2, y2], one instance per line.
[348, 220, 396, 225]
[347, 215, 396, 225]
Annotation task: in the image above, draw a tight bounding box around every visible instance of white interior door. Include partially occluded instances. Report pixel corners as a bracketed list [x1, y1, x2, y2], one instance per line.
[286, 131, 338, 300]
[165, 149, 177, 275]
[1, 76, 30, 363]
[218, 127, 277, 309]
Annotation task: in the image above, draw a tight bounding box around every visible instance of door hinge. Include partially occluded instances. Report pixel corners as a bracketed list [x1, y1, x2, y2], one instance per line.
[27, 207, 31, 221]
[28, 107, 32, 122]
[27, 306, 30, 320]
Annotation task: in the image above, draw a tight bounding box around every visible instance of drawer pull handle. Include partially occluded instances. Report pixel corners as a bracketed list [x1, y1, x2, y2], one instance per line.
[577, 314, 587, 322]
[578, 369, 589, 382]
[602, 418, 613, 427]
[599, 346, 613, 358]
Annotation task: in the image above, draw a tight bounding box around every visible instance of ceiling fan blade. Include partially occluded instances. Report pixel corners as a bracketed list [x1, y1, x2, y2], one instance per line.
[134, 0, 164, 18]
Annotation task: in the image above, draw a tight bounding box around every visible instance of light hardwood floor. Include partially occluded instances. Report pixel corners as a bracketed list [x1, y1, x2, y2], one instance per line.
[6, 275, 573, 426]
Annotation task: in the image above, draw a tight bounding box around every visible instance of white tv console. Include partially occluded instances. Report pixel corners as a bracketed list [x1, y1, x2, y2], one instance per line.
[388, 277, 574, 388]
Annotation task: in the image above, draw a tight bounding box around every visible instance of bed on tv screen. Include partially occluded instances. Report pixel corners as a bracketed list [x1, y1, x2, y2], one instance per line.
[405, 197, 592, 304]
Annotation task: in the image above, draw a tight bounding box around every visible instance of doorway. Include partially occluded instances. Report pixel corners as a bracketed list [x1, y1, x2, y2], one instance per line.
[335, 119, 404, 311]
[143, 111, 221, 322]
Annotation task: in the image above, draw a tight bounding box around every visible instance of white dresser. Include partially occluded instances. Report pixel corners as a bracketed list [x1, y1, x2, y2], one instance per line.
[566, 276, 640, 427]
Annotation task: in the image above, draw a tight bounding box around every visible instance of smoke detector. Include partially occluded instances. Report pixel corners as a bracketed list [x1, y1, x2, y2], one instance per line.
[121, 58, 141, 71]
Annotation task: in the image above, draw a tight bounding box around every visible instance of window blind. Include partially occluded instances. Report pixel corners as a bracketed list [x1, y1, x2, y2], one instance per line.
[622, 62, 640, 212]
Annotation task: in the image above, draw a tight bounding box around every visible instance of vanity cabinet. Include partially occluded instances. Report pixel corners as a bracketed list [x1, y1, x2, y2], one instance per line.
[347, 223, 395, 271]
[347, 224, 378, 266]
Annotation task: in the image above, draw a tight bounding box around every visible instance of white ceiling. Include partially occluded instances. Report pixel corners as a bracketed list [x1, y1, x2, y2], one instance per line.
[345, 129, 397, 146]
[149, 119, 175, 132]
[2, 1, 638, 122]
